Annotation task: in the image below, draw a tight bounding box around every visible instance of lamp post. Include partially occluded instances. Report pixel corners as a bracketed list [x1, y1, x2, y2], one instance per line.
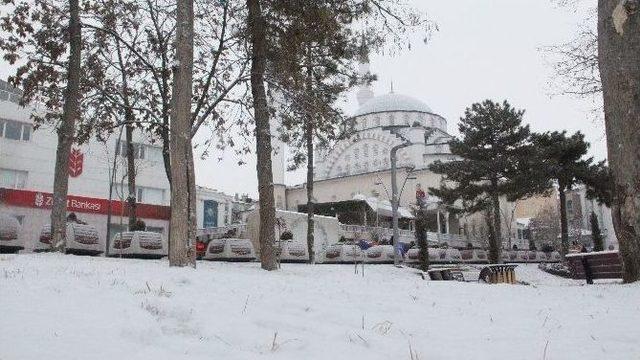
[383, 123, 450, 266]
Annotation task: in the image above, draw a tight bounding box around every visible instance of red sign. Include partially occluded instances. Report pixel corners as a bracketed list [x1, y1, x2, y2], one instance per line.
[0, 188, 171, 220]
[69, 148, 84, 177]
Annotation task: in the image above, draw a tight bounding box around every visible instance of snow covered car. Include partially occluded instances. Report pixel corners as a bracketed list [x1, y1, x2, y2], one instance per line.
[365, 245, 395, 263]
[321, 243, 364, 263]
[37, 223, 103, 255]
[0, 213, 22, 253]
[277, 241, 309, 263]
[108, 231, 166, 259]
[460, 249, 488, 263]
[203, 238, 256, 261]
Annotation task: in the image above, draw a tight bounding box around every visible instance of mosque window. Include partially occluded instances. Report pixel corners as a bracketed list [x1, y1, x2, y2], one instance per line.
[404, 114, 410, 125]
[336, 165, 343, 175]
[345, 154, 351, 162]
[363, 144, 369, 156]
[362, 118, 368, 129]
[354, 148, 360, 158]
[364, 162, 369, 171]
[374, 116, 380, 126]
[345, 164, 351, 174]
[372, 144, 379, 156]
[389, 114, 395, 125]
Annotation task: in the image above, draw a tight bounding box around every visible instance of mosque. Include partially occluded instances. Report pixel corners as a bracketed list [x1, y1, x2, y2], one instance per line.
[271, 63, 502, 248]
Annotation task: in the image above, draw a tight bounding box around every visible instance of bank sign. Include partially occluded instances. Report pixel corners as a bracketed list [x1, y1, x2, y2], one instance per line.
[0, 188, 170, 220]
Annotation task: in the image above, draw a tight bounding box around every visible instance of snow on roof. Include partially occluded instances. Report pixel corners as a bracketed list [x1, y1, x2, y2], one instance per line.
[517, 218, 532, 227]
[353, 194, 414, 219]
[353, 93, 434, 117]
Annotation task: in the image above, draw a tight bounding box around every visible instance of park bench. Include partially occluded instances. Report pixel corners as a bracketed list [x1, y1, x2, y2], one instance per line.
[427, 267, 464, 281]
[565, 251, 622, 284]
[478, 264, 518, 284]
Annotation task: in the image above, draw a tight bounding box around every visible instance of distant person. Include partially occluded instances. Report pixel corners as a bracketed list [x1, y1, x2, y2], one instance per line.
[357, 239, 372, 250]
[66, 213, 86, 225]
[130, 220, 146, 231]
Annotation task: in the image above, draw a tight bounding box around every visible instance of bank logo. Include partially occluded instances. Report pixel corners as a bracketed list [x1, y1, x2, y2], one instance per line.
[69, 148, 84, 178]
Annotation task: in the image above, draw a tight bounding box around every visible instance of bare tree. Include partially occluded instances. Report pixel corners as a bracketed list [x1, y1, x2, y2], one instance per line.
[168, 0, 196, 267]
[246, 0, 277, 270]
[50, 0, 82, 252]
[597, 0, 640, 283]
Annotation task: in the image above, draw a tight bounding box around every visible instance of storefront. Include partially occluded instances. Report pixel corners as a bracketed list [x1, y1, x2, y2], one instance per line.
[0, 187, 170, 252]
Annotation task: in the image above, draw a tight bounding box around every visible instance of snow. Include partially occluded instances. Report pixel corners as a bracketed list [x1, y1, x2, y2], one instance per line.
[1, 254, 639, 360]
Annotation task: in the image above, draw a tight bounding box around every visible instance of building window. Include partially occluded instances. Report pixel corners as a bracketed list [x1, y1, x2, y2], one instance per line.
[0, 118, 31, 141]
[0, 168, 27, 189]
[145, 145, 163, 162]
[372, 144, 379, 156]
[363, 144, 369, 156]
[138, 186, 165, 205]
[389, 114, 395, 125]
[354, 148, 360, 158]
[374, 116, 380, 126]
[117, 141, 146, 160]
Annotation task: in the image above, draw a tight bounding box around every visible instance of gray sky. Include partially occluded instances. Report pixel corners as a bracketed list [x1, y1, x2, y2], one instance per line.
[197, 0, 603, 197]
[2, 1, 603, 198]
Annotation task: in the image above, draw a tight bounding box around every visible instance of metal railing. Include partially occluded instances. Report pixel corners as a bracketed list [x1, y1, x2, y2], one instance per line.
[339, 224, 484, 248]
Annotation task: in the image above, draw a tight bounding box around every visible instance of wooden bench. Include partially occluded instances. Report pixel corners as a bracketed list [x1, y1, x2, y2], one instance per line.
[427, 267, 464, 281]
[478, 264, 518, 284]
[565, 251, 622, 284]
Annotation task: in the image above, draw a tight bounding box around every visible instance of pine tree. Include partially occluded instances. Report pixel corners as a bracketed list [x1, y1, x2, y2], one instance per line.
[590, 211, 604, 252]
[531, 131, 610, 256]
[429, 100, 547, 264]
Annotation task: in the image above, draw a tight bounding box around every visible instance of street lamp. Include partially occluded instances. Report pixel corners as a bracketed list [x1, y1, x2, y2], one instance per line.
[382, 123, 450, 266]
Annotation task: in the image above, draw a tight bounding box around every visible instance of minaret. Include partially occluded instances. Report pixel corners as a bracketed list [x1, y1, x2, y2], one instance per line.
[356, 37, 375, 106]
[269, 93, 287, 210]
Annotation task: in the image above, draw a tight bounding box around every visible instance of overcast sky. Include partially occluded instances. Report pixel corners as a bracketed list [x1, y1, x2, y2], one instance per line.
[195, 0, 602, 197]
[2, 1, 602, 198]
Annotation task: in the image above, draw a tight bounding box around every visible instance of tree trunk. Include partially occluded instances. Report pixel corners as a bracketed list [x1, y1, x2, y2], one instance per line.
[598, 0, 640, 283]
[489, 182, 502, 263]
[558, 185, 569, 255]
[415, 210, 430, 272]
[115, 39, 138, 230]
[50, 0, 82, 252]
[305, 111, 315, 264]
[168, 0, 195, 267]
[125, 117, 137, 229]
[247, 0, 277, 271]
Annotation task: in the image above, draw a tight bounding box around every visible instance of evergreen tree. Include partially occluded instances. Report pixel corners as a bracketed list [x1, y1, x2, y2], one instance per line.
[429, 100, 547, 264]
[590, 211, 604, 252]
[531, 131, 609, 256]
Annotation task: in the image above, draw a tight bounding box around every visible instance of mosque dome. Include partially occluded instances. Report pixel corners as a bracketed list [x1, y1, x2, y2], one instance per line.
[353, 93, 434, 117]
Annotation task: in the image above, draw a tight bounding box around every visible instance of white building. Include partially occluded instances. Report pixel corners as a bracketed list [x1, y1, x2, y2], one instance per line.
[0, 79, 240, 251]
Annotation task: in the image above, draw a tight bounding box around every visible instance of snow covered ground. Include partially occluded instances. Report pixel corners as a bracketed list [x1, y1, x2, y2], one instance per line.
[1, 254, 639, 360]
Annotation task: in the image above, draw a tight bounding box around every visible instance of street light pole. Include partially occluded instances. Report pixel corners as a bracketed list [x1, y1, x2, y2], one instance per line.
[390, 142, 411, 266]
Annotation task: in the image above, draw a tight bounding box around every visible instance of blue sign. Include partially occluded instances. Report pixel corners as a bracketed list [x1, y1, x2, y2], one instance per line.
[203, 200, 218, 228]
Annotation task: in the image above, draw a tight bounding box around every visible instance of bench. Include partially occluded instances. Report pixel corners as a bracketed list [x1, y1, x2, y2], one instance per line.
[427, 267, 464, 281]
[565, 251, 622, 284]
[478, 264, 518, 284]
